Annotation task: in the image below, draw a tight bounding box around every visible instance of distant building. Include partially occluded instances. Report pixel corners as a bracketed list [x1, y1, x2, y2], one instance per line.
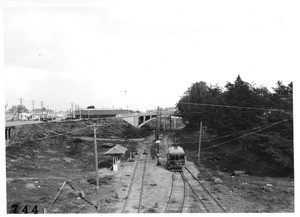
[5, 113, 18, 121]
[31, 109, 43, 120]
[5, 112, 31, 121]
[74, 109, 130, 119]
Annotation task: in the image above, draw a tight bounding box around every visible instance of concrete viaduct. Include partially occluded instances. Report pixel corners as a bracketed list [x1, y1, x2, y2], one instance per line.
[117, 110, 181, 129]
[5, 110, 181, 146]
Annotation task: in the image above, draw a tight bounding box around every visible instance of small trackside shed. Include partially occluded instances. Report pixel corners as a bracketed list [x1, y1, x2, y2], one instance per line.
[104, 145, 127, 171]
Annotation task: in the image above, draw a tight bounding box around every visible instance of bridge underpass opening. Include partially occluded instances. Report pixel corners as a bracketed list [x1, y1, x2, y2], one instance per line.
[138, 115, 156, 126]
[138, 116, 144, 125]
[137, 115, 184, 130]
[118, 111, 178, 128]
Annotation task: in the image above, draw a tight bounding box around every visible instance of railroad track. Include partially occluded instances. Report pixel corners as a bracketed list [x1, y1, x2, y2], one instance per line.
[122, 141, 149, 213]
[161, 133, 186, 213]
[162, 132, 226, 213]
[184, 167, 227, 213]
[165, 172, 186, 213]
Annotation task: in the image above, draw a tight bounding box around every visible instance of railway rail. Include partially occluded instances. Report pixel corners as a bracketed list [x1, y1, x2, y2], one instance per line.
[184, 167, 227, 213]
[122, 138, 151, 213]
[160, 132, 227, 213]
[165, 172, 186, 213]
[122, 141, 149, 213]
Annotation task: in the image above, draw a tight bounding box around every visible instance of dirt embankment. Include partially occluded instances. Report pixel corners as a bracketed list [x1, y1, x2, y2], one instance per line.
[6, 118, 144, 213]
[175, 128, 294, 212]
[8, 118, 146, 144]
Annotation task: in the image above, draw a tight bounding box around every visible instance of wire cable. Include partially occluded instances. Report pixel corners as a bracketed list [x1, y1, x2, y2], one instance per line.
[12, 126, 90, 145]
[177, 101, 291, 112]
[201, 119, 289, 151]
[13, 122, 131, 146]
[174, 121, 292, 175]
[173, 119, 289, 146]
[35, 124, 65, 136]
[215, 144, 293, 176]
[202, 129, 256, 142]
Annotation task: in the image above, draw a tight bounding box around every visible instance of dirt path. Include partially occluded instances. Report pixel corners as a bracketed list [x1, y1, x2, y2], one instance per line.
[99, 134, 177, 213]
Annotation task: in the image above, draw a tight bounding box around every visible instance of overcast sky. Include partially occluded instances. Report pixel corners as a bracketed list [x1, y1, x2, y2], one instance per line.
[2, 0, 299, 112]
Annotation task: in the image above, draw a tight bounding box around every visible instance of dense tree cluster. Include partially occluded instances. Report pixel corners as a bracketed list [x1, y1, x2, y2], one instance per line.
[7, 105, 30, 114]
[177, 75, 293, 176]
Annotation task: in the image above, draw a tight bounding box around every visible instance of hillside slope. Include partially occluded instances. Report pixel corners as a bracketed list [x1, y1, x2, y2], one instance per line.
[6, 118, 144, 213]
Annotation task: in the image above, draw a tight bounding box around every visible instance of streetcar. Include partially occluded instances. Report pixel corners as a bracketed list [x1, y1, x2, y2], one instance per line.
[167, 145, 185, 172]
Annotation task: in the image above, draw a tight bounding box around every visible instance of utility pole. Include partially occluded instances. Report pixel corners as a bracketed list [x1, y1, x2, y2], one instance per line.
[75, 104, 77, 118]
[31, 100, 35, 120]
[71, 103, 74, 118]
[31, 100, 35, 111]
[159, 109, 162, 132]
[89, 121, 107, 211]
[155, 106, 160, 141]
[40, 101, 44, 121]
[19, 98, 24, 120]
[198, 121, 203, 166]
[155, 106, 161, 165]
[174, 117, 176, 130]
[91, 123, 101, 211]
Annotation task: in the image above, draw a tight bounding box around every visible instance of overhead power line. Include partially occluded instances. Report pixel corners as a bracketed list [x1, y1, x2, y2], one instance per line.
[202, 128, 259, 142]
[174, 119, 289, 146]
[201, 119, 289, 151]
[174, 121, 292, 175]
[177, 102, 291, 112]
[18, 125, 90, 144]
[216, 143, 293, 176]
[36, 124, 116, 137]
[14, 121, 118, 145]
